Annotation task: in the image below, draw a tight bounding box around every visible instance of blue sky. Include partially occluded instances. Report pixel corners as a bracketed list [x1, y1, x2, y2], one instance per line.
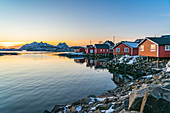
[0, 0, 170, 45]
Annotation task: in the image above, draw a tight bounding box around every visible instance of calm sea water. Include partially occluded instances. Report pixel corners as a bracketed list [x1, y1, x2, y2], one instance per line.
[0, 52, 116, 113]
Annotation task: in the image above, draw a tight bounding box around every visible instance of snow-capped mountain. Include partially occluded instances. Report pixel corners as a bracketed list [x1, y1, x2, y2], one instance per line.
[56, 42, 69, 49]
[20, 41, 70, 51]
[20, 42, 56, 51]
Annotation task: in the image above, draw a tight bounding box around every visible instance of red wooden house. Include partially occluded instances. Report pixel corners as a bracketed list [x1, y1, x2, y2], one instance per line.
[74, 47, 86, 53]
[113, 41, 139, 56]
[94, 44, 110, 54]
[138, 35, 170, 57]
[86, 45, 94, 54]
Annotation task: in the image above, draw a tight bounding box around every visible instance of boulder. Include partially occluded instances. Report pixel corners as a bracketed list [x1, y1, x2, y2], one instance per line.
[140, 85, 170, 113]
[103, 98, 109, 104]
[51, 105, 65, 113]
[94, 109, 101, 113]
[72, 97, 91, 106]
[70, 106, 77, 113]
[128, 87, 147, 111]
[96, 103, 112, 110]
[119, 111, 140, 113]
[113, 104, 125, 113]
[44, 110, 50, 113]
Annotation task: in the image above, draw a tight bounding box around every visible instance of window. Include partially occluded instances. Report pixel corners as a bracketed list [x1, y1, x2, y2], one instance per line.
[100, 49, 102, 52]
[107, 49, 108, 52]
[103, 49, 105, 52]
[151, 44, 156, 51]
[124, 48, 129, 52]
[116, 48, 120, 52]
[140, 45, 144, 51]
[165, 45, 170, 51]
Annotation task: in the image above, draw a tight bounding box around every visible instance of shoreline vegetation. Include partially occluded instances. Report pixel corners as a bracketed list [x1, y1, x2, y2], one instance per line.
[44, 55, 170, 113]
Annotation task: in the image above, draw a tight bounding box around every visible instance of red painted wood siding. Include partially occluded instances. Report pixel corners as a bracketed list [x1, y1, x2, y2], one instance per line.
[159, 45, 170, 57]
[133, 48, 139, 55]
[94, 48, 109, 54]
[74, 48, 85, 53]
[114, 43, 132, 55]
[139, 39, 158, 57]
[86, 47, 94, 53]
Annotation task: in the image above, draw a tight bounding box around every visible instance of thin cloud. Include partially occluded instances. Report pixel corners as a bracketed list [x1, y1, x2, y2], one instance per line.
[161, 13, 170, 16]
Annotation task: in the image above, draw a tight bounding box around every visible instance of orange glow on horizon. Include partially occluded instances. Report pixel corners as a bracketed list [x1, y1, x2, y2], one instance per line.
[0, 39, 118, 49]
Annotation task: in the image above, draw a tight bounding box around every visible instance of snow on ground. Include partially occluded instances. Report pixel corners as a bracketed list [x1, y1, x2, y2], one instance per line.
[105, 105, 114, 113]
[166, 61, 170, 72]
[142, 75, 152, 78]
[96, 97, 106, 102]
[119, 55, 139, 64]
[76, 106, 82, 112]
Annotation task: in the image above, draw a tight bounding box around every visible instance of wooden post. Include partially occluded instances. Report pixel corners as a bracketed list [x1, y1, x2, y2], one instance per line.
[157, 57, 159, 68]
[147, 56, 149, 62]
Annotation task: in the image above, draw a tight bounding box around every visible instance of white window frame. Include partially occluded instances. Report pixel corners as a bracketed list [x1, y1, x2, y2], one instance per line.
[151, 44, 156, 51]
[124, 48, 129, 52]
[140, 45, 144, 51]
[116, 48, 120, 52]
[100, 49, 102, 52]
[165, 45, 170, 51]
[103, 49, 105, 52]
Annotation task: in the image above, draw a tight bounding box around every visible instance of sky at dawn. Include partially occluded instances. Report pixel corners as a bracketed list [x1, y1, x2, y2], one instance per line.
[0, 0, 170, 48]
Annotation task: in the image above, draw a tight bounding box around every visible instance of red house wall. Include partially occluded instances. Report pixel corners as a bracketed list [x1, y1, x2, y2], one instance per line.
[94, 48, 109, 54]
[74, 48, 85, 53]
[133, 48, 139, 56]
[159, 45, 170, 57]
[114, 43, 132, 55]
[86, 47, 94, 53]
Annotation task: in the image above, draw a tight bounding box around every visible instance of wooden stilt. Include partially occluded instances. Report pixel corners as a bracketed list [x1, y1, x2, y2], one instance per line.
[157, 57, 159, 68]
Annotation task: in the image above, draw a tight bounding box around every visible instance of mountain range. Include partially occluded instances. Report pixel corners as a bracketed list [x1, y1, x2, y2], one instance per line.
[20, 42, 70, 51]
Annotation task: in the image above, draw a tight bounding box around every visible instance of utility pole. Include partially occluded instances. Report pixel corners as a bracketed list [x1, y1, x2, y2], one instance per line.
[113, 36, 115, 44]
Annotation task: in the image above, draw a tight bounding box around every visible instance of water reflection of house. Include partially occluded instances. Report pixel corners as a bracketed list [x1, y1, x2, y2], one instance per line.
[85, 59, 108, 69]
[85, 59, 94, 67]
[74, 59, 85, 64]
[94, 60, 107, 70]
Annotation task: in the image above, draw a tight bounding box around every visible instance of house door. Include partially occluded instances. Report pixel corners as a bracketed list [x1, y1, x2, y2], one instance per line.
[90, 50, 93, 53]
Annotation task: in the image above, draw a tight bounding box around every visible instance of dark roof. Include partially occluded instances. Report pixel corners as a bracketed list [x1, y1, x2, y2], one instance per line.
[104, 41, 115, 46]
[114, 41, 138, 48]
[95, 44, 109, 49]
[161, 35, 170, 38]
[70, 46, 84, 49]
[138, 35, 170, 46]
[134, 39, 144, 43]
[86, 45, 93, 48]
[147, 37, 170, 45]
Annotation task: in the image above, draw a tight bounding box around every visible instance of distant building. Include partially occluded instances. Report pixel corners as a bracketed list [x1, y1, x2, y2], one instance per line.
[138, 35, 170, 57]
[86, 45, 94, 54]
[104, 40, 115, 53]
[113, 41, 139, 56]
[134, 39, 144, 43]
[104, 40, 115, 47]
[94, 44, 110, 54]
[72, 46, 86, 53]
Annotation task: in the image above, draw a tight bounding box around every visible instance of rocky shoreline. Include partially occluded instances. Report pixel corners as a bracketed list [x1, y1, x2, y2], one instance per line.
[44, 57, 170, 113]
